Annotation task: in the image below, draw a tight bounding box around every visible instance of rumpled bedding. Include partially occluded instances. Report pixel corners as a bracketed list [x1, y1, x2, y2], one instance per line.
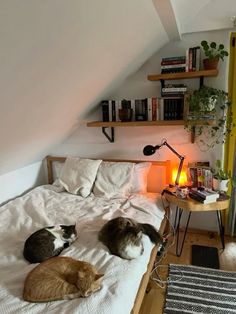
[0, 185, 165, 314]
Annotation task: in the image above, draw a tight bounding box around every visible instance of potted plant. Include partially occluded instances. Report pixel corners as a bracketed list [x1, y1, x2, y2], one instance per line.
[211, 159, 231, 192]
[201, 40, 229, 70]
[185, 85, 234, 151]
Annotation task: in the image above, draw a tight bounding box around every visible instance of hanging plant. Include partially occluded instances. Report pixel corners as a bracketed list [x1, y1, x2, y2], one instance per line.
[185, 85, 235, 151]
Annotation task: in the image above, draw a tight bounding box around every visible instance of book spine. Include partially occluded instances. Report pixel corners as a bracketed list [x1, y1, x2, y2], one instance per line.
[152, 97, 157, 121]
[161, 60, 186, 65]
[195, 47, 201, 71]
[159, 98, 164, 120]
[130, 99, 135, 121]
[147, 98, 152, 121]
[111, 100, 116, 122]
[161, 67, 186, 74]
[185, 48, 189, 72]
[101, 100, 109, 122]
[161, 64, 186, 69]
[115, 100, 120, 121]
[189, 48, 193, 72]
[162, 56, 186, 61]
[162, 87, 187, 92]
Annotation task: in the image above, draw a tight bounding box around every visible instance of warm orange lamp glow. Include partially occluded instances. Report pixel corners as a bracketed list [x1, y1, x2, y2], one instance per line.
[172, 168, 187, 186]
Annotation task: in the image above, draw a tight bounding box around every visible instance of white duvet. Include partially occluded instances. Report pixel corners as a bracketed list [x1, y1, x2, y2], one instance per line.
[0, 185, 165, 314]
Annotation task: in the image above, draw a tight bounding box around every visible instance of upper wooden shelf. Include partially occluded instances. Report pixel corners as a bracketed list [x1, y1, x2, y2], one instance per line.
[147, 69, 218, 81]
[87, 120, 186, 127]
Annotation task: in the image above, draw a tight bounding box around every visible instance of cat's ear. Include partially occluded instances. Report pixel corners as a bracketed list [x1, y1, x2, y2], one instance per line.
[95, 273, 104, 281]
[137, 231, 142, 238]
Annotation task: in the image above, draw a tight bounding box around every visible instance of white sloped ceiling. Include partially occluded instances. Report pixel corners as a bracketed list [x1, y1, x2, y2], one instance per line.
[1, 0, 235, 176]
[0, 0, 169, 175]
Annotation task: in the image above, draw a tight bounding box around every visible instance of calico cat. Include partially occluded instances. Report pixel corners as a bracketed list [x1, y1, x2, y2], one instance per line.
[23, 224, 77, 263]
[23, 256, 104, 302]
[98, 217, 161, 260]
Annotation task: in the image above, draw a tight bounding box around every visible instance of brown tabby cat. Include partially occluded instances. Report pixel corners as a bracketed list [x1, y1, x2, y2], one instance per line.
[23, 256, 104, 302]
[98, 216, 161, 260]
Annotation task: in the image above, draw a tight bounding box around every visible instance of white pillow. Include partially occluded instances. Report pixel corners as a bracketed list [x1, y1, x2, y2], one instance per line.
[93, 161, 134, 198]
[59, 157, 102, 197]
[130, 162, 152, 193]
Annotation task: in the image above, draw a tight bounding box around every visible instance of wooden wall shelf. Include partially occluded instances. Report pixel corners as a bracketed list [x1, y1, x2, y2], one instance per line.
[87, 120, 185, 127]
[147, 69, 218, 82]
[86, 120, 215, 143]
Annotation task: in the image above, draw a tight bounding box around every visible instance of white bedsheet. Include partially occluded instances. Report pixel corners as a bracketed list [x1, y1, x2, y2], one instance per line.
[0, 185, 165, 314]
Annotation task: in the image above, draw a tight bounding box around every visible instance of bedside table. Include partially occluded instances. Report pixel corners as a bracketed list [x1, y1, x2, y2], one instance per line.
[163, 189, 230, 257]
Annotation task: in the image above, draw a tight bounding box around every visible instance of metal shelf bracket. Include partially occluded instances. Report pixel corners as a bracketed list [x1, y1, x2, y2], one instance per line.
[102, 127, 114, 143]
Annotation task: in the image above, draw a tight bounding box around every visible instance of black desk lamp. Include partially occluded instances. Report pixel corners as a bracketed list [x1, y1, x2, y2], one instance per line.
[143, 140, 185, 186]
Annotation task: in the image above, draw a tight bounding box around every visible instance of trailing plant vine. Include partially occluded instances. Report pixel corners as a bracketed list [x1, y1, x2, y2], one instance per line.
[185, 85, 235, 151]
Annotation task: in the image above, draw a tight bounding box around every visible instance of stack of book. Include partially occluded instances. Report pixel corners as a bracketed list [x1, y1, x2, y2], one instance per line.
[161, 56, 186, 74]
[185, 46, 201, 72]
[189, 188, 219, 204]
[161, 84, 187, 97]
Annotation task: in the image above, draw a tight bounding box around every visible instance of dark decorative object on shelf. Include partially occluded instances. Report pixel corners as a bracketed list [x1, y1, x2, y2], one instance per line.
[119, 99, 133, 122]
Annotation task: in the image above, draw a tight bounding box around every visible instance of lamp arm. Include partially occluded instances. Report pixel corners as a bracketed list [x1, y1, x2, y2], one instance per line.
[163, 141, 184, 160]
[162, 141, 185, 186]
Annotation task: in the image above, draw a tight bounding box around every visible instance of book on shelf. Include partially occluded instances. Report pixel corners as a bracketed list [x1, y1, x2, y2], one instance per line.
[161, 56, 186, 62]
[186, 46, 201, 72]
[101, 100, 109, 122]
[161, 67, 186, 74]
[188, 162, 213, 189]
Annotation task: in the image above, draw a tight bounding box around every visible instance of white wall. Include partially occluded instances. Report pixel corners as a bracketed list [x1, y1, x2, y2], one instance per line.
[0, 161, 46, 205]
[51, 29, 231, 231]
[0, 0, 168, 176]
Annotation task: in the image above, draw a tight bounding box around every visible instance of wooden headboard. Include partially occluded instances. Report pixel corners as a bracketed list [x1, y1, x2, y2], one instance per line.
[46, 156, 171, 193]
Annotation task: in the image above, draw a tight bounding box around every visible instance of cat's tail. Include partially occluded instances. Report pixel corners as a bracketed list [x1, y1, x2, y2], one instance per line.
[140, 223, 162, 244]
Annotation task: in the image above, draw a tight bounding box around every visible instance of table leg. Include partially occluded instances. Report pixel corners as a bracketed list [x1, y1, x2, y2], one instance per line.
[175, 207, 192, 257]
[216, 210, 225, 250]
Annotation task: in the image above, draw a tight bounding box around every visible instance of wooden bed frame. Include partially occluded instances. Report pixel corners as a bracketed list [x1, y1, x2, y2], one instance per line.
[46, 156, 171, 314]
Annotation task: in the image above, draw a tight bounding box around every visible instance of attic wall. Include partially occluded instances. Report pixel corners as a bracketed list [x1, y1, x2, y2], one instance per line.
[0, 0, 168, 204]
[51, 29, 231, 231]
[0, 0, 168, 176]
[0, 161, 45, 205]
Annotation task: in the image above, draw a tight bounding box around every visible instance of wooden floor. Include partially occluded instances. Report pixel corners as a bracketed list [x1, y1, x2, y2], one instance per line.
[139, 231, 236, 314]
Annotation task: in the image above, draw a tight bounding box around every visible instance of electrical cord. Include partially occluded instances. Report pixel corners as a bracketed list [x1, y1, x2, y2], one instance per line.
[150, 194, 184, 288]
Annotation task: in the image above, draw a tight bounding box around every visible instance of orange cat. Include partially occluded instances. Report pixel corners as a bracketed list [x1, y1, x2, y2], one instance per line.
[23, 256, 103, 302]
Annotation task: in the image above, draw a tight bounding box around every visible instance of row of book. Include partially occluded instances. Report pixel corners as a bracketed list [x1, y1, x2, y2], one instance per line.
[160, 46, 201, 74]
[187, 162, 213, 190]
[101, 98, 185, 122]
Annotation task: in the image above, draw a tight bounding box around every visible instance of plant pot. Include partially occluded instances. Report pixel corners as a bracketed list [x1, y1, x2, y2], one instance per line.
[212, 178, 229, 192]
[119, 108, 133, 122]
[203, 58, 219, 70]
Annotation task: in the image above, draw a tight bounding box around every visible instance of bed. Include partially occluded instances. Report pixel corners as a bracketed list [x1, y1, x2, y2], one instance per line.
[0, 156, 170, 314]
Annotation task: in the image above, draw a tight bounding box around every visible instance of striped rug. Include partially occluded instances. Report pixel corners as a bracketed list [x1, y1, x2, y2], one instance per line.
[164, 264, 236, 314]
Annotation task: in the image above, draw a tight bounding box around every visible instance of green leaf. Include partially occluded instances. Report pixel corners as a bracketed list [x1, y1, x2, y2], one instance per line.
[210, 42, 216, 49]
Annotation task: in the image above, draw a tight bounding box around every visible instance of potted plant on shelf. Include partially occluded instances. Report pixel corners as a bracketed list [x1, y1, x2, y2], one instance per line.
[201, 40, 229, 70]
[211, 159, 231, 192]
[185, 85, 234, 151]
